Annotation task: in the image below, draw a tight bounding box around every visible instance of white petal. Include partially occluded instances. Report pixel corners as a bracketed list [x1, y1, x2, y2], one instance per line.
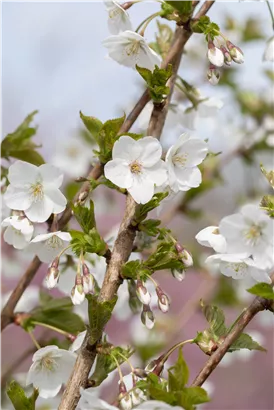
[128, 175, 154, 204]
[112, 136, 141, 162]
[7, 160, 38, 186]
[69, 330, 87, 352]
[176, 138, 208, 167]
[25, 196, 54, 223]
[144, 161, 167, 186]
[175, 167, 202, 189]
[39, 164, 64, 188]
[38, 385, 62, 399]
[137, 137, 162, 167]
[44, 187, 67, 214]
[104, 159, 133, 188]
[208, 47, 224, 67]
[4, 185, 32, 210]
[196, 226, 219, 247]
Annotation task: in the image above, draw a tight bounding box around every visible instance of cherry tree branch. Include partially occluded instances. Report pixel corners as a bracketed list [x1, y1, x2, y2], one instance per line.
[191, 273, 274, 387]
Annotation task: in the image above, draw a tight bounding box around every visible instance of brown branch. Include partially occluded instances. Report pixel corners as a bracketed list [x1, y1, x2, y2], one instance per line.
[191, 274, 274, 387]
[59, 4, 215, 409]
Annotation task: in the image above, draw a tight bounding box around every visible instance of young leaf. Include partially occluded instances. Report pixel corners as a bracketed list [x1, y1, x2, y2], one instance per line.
[87, 294, 117, 344]
[136, 65, 173, 103]
[138, 219, 161, 237]
[178, 386, 210, 410]
[72, 200, 96, 234]
[70, 228, 107, 256]
[260, 164, 274, 189]
[7, 381, 38, 410]
[80, 111, 103, 143]
[166, 1, 192, 16]
[150, 21, 173, 59]
[97, 114, 126, 163]
[134, 192, 169, 223]
[168, 348, 189, 391]
[229, 333, 266, 352]
[201, 301, 227, 337]
[121, 260, 142, 279]
[247, 282, 274, 300]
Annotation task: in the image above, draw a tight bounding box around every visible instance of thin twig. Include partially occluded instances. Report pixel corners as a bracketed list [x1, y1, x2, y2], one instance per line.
[191, 273, 274, 387]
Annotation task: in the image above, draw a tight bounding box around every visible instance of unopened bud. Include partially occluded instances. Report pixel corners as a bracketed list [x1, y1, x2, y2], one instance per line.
[51, 256, 59, 269]
[171, 268, 186, 282]
[133, 368, 148, 378]
[226, 40, 244, 64]
[141, 304, 155, 330]
[71, 277, 85, 305]
[175, 244, 193, 267]
[119, 381, 132, 410]
[131, 388, 146, 406]
[83, 273, 95, 294]
[136, 280, 151, 305]
[207, 64, 221, 85]
[156, 287, 169, 313]
[45, 266, 60, 289]
[207, 42, 224, 67]
[220, 45, 232, 66]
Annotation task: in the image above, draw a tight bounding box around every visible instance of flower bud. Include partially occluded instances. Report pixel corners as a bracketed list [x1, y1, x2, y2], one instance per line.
[171, 268, 186, 282]
[83, 274, 95, 294]
[207, 42, 224, 67]
[207, 64, 221, 85]
[131, 388, 146, 406]
[45, 266, 60, 289]
[180, 248, 193, 267]
[71, 276, 85, 305]
[141, 304, 155, 330]
[51, 256, 59, 269]
[136, 280, 151, 305]
[156, 287, 169, 313]
[133, 368, 148, 378]
[119, 381, 132, 410]
[220, 45, 232, 66]
[226, 40, 244, 64]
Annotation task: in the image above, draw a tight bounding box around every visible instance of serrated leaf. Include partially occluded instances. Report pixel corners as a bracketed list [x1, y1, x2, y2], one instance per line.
[7, 149, 45, 166]
[136, 64, 172, 103]
[80, 111, 103, 143]
[87, 295, 117, 344]
[98, 114, 126, 163]
[178, 386, 210, 410]
[139, 219, 161, 237]
[121, 260, 142, 279]
[201, 301, 227, 337]
[70, 228, 107, 256]
[229, 332, 266, 352]
[247, 282, 274, 300]
[7, 380, 38, 410]
[72, 200, 96, 234]
[168, 348, 189, 391]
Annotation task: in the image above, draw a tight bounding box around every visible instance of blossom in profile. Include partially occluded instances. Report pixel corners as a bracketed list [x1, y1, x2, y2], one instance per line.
[1, 215, 34, 249]
[29, 231, 72, 263]
[4, 161, 67, 223]
[104, 1, 132, 34]
[102, 31, 161, 70]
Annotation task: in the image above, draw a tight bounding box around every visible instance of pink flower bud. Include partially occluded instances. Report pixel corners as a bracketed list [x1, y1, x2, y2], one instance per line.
[136, 280, 151, 305]
[172, 268, 186, 282]
[45, 266, 60, 289]
[156, 287, 169, 313]
[207, 64, 221, 85]
[207, 42, 224, 67]
[83, 273, 95, 294]
[220, 45, 232, 66]
[226, 41, 244, 64]
[141, 304, 155, 330]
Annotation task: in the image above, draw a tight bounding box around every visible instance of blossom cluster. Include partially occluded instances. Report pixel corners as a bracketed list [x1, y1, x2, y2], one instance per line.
[196, 203, 274, 283]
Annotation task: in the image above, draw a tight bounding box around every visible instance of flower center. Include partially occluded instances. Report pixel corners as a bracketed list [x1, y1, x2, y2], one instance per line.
[243, 223, 262, 246]
[125, 40, 141, 59]
[30, 182, 44, 202]
[40, 354, 56, 371]
[46, 235, 63, 250]
[130, 161, 142, 174]
[172, 153, 188, 167]
[67, 146, 80, 158]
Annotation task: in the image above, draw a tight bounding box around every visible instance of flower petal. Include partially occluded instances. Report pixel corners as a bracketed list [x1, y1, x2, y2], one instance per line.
[113, 136, 141, 162]
[44, 187, 67, 214]
[4, 185, 32, 210]
[176, 138, 208, 167]
[7, 161, 38, 186]
[128, 175, 154, 204]
[104, 159, 133, 188]
[137, 137, 162, 167]
[175, 167, 202, 189]
[25, 196, 54, 223]
[39, 164, 64, 188]
[144, 161, 167, 186]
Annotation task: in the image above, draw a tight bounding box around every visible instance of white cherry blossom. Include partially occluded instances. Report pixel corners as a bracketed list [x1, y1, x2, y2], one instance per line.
[165, 133, 208, 192]
[263, 36, 274, 62]
[104, 1, 132, 34]
[69, 330, 87, 352]
[105, 136, 167, 204]
[219, 204, 274, 269]
[1, 215, 34, 249]
[206, 253, 272, 283]
[102, 31, 161, 70]
[207, 45, 224, 67]
[4, 161, 67, 223]
[28, 231, 72, 263]
[26, 345, 76, 398]
[195, 226, 227, 253]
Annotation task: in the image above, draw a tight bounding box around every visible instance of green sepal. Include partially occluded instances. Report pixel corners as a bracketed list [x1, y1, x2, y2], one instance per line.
[6, 381, 38, 410]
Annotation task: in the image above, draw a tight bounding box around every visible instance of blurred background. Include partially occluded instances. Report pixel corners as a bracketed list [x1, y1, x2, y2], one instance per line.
[2, 1, 274, 409]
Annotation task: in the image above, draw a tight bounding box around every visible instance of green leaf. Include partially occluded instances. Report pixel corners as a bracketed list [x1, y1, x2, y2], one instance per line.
[80, 111, 103, 143]
[166, 1, 192, 16]
[87, 295, 117, 344]
[145, 373, 175, 404]
[260, 195, 274, 218]
[70, 228, 107, 256]
[177, 386, 210, 410]
[201, 301, 227, 337]
[134, 192, 169, 223]
[144, 241, 185, 272]
[247, 282, 274, 300]
[7, 149, 45, 166]
[191, 16, 220, 39]
[149, 21, 174, 59]
[121, 260, 142, 279]
[97, 114, 126, 163]
[7, 380, 38, 410]
[139, 219, 161, 237]
[89, 345, 133, 386]
[229, 332, 266, 352]
[136, 65, 173, 103]
[168, 348, 189, 391]
[72, 200, 96, 234]
[260, 164, 274, 190]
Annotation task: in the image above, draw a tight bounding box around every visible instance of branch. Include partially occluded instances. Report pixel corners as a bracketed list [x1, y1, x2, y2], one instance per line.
[191, 273, 274, 387]
[59, 4, 215, 409]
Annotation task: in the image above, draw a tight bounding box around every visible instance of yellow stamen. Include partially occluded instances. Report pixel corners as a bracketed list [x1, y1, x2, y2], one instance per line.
[130, 161, 142, 174]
